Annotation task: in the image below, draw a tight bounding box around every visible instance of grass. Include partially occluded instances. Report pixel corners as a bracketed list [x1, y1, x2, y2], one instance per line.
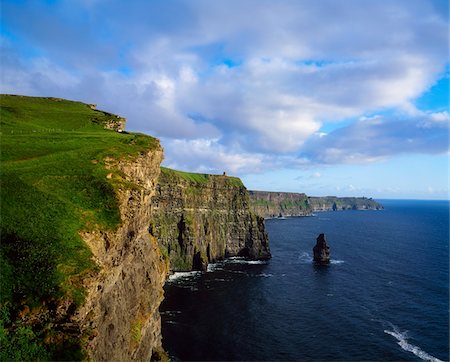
[161, 166, 244, 187]
[0, 94, 159, 359]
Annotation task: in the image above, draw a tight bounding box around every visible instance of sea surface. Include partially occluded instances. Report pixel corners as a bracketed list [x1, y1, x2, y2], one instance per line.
[160, 200, 449, 361]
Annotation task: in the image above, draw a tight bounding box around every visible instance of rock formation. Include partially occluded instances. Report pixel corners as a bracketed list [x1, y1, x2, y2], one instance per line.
[313, 233, 330, 264]
[150, 168, 271, 272]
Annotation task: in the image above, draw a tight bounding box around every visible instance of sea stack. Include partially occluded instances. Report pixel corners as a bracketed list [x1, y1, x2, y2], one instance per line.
[313, 233, 330, 264]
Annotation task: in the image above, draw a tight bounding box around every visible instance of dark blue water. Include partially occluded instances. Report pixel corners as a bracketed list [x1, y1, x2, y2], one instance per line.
[160, 200, 449, 361]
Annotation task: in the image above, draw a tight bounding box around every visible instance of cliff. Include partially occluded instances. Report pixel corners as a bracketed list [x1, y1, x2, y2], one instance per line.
[249, 190, 383, 218]
[0, 95, 172, 361]
[77, 149, 169, 361]
[0, 95, 270, 361]
[248, 190, 310, 218]
[150, 168, 271, 272]
[308, 196, 383, 211]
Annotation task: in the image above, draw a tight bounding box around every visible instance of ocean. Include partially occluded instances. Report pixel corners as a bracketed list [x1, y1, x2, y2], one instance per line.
[160, 200, 449, 361]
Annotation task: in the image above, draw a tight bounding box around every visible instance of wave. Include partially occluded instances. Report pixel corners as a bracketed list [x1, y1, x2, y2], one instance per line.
[384, 326, 443, 362]
[247, 260, 268, 265]
[298, 252, 313, 263]
[206, 263, 224, 272]
[330, 259, 345, 264]
[207, 258, 268, 272]
[256, 273, 273, 278]
[168, 271, 202, 282]
[225, 257, 268, 265]
[160, 310, 181, 317]
[298, 252, 344, 265]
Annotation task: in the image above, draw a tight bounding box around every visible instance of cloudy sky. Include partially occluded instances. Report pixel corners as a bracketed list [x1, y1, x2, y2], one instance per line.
[1, 0, 449, 199]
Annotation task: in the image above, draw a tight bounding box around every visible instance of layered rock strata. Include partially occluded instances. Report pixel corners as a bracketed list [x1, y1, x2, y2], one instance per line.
[77, 147, 169, 361]
[150, 168, 271, 272]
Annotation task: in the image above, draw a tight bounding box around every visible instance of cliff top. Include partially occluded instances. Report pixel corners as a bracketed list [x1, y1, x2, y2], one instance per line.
[161, 166, 244, 188]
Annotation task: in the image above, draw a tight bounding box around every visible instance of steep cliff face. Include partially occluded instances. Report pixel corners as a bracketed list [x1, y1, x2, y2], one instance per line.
[150, 168, 271, 272]
[249, 190, 310, 218]
[77, 148, 169, 361]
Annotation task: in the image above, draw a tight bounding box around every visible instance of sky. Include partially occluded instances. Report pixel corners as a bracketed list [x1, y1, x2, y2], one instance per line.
[1, 0, 449, 200]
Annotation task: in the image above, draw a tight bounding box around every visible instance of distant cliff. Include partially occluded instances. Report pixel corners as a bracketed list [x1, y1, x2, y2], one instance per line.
[308, 196, 383, 211]
[248, 190, 310, 218]
[150, 168, 270, 272]
[249, 190, 383, 218]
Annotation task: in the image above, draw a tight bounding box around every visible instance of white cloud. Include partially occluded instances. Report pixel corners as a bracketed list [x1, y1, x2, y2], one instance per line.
[301, 111, 450, 164]
[0, 0, 448, 174]
[162, 138, 268, 174]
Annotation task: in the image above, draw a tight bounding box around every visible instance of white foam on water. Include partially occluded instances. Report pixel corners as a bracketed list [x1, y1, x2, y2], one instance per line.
[256, 273, 273, 278]
[160, 310, 181, 316]
[247, 260, 268, 265]
[225, 257, 268, 265]
[299, 252, 313, 263]
[227, 270, 248, 275]
[207, 263, 224, 272]
[330, 259, 345, 264]
[299, 252, 344, 265]
[384, 326, 443, 362]
[168, 271, 202, 282]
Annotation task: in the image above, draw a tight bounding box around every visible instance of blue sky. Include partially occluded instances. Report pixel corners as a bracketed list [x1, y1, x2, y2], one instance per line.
[1, 0, 449, 199]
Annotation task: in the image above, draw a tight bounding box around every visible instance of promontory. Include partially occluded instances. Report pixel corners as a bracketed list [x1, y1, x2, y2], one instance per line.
[0, 95, 269, 361]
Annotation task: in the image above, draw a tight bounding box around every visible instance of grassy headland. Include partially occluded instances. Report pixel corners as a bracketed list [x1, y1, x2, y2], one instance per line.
[160, 166, 244, 187]
[0, 95, 158, 360]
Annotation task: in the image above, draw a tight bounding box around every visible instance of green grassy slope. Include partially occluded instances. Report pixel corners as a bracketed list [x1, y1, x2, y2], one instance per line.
[160, 166, 244, 187]
[0, 95, 159, 360]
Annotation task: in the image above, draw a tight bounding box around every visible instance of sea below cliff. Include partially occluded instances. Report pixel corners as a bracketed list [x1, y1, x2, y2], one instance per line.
[160, 199, 449, 361]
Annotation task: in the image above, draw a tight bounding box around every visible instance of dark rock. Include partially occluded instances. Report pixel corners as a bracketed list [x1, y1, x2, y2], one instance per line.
[150, 169, 271, 272]
[313, 233, 330, 264]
